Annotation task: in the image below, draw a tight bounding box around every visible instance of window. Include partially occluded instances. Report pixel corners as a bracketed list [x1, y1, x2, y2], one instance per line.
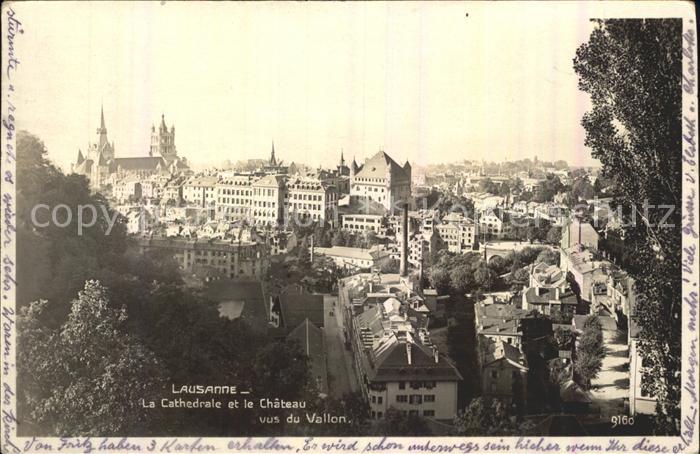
[409, 395, 422, 405]
[491, 370, 498, 379]
[377, 411, 383, 418]
[423, 410, 435, 417]
[424, 395, 435, 403]
[371, 396, 376, 403]
[396, 395, 407, 403]
[377, 396, 383, 404]
[398, 382, 405, 390]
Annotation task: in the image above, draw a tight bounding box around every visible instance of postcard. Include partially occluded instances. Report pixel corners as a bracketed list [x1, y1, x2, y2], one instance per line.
[1, 1, 698, 453]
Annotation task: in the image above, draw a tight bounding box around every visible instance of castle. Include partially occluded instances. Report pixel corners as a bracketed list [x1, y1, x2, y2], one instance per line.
[72, 107, 189, 189]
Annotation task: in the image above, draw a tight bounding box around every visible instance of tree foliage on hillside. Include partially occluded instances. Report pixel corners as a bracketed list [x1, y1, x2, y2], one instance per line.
[574, 19, 682, 432]
[15, 131, 311, 436]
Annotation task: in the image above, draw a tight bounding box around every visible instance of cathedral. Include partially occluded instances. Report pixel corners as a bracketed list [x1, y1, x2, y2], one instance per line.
[72, 107, 189, 189]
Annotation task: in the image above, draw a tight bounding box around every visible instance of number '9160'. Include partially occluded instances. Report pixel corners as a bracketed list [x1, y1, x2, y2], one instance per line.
[611, 415, 635, 427]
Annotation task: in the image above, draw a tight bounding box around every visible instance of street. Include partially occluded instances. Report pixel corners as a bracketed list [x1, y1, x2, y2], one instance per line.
[323, 295, 359, 398]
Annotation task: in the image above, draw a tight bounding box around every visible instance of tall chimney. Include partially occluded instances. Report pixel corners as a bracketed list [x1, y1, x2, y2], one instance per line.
[400, 202, 409, 277]
[310, 234, 315, 264]
[406, 342, 412, 365]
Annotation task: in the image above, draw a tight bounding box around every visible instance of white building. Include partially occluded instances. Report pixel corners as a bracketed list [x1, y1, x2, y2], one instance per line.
[350, 151, 412, 214]
[183, 175, 219, 208]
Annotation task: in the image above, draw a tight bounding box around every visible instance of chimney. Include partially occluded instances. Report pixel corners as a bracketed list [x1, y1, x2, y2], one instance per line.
[432, 345, 439, 363]
[406, 342, 412, 365]
[310, 234, 315, 264]
[400, 202, 409, 277]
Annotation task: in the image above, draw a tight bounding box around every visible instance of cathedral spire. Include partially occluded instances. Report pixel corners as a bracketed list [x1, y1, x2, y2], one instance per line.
[100, 104, 106, 130]
[270, 141, 277, 166]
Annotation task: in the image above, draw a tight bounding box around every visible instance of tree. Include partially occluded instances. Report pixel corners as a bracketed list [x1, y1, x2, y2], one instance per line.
[574, 19, 682, 431]
[374, 407, 431, 436]
[574, 316, 605, 389]
[473, 266, 497, 291]
[428, 267, 451, 294]
[554, 326, 575, 351]
[536, 249, 559, 266]
[453, 397, 514, 436]
[449, 265, 473, 295]
[546, 226, 562, 245]
[17, 281, 167, 436]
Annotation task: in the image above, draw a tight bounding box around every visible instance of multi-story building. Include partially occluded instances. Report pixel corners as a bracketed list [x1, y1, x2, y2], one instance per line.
[252, 175, 286, 226]
[480, 340, 528, 405]
[560, 219, 599, 251]
[215, 174, 255, 221]
[521, 286, 578, 316]
[478, 208, 511, 239]
[113, 176, 143, 203]
[529, 262, 568, 290]
[183, 175, 219, 208]
[435, 213, 478, 254]
[475, 301, 529, 349]
[340, 274, 462, 421]
[342, 213, 384, 233]
[560, 245, 612, 303]
[284, 177, 339, 226]
[350, 151, 412, 214]
[590, 269, 635, 323]
[137, 236, 269, 279]
[162, 177, 185, 204]
[313, 245, 392, 270]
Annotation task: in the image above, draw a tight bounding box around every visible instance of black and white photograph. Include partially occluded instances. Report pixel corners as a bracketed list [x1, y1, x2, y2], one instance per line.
[1, 1, 697, 453]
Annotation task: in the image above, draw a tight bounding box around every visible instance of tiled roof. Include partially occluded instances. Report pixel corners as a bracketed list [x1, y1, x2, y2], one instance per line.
[354, 151, 410, 180]
[279, 284, 324, 330]
[367, 338, 462, 382]
[114, 157, 166, 171]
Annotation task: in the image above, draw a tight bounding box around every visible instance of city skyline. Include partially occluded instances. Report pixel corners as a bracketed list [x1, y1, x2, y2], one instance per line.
[10, 1, 631, 172]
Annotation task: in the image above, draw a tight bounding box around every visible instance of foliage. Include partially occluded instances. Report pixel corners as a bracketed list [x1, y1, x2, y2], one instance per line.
[534, 174, 565, 203]
[373, 407, 431, 436]
[14, 131, 311, 436]
[574, 19, 682, 431]
[546, 226, 562, 245]
[453, 397, 514, 436]
[573, 316, 605, 388]
[554, 326, 575, 351]
[17, 281, 167, 436]
[536, 249, 559, 266]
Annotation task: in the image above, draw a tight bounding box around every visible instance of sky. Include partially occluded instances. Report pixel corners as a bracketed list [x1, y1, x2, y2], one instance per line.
[7, 1, 686, 172]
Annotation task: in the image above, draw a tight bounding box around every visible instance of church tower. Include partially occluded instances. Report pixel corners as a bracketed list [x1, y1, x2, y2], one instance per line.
[270, 141, 277, 166]
[150, 114, 177, 163]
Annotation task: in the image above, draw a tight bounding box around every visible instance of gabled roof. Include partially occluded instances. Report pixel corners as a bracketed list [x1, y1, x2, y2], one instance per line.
[368, 338, 463, 382]
[354, 151, 410, 181]
[279, 284, 324, 330]
[482, 340, 528, 370]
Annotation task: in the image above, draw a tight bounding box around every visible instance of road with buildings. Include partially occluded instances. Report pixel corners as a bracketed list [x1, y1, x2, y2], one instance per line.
[323, 294, 359, 398]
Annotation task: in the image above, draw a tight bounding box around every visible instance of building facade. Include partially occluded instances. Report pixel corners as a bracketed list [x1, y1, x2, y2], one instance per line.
[350, 151, 412, 214]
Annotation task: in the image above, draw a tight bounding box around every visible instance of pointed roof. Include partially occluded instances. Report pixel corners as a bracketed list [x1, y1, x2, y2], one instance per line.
[76, 149, 85, 164]
[354, 150, 410, 180]
[270, 141, 277, 166]
[160, 114, 167, 129]
[100, 105, 106, 130]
